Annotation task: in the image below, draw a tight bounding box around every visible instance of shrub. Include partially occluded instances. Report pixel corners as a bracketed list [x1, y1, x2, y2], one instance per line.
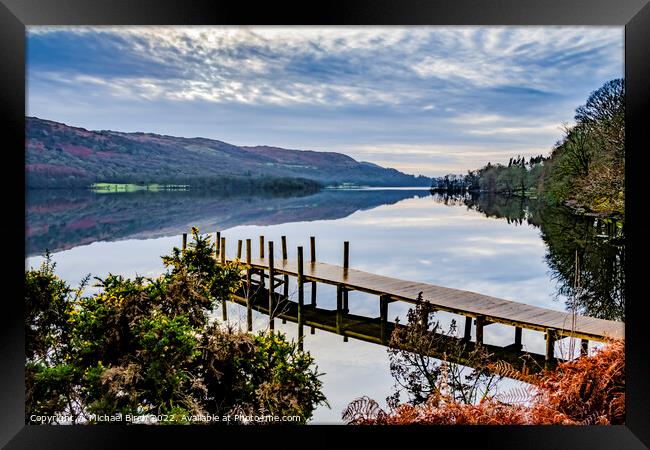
[343, 339, 624, 425]
[25, 228, 328, 424]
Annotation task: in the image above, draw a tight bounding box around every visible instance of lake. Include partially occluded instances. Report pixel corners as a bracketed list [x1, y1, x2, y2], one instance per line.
[25, 188, 624, 423]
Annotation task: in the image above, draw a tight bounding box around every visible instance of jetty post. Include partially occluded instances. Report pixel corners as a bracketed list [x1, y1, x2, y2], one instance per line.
[475, 315, 485, 346]
[463, 317, 472, 341]
[268, 241, 275, 330]
[514, 327, 523, 350]
[310, 236, 317, 306]
[297, 246, 304, 350]
[336, 284, 344, 334]
[545, 328, 557, 366]
[380, 294, 389, 344]
[342, 241, 350, 312]
[259, 235, 265, 290]
[246, 238, 252, 332]
[281, 236, 289, 300]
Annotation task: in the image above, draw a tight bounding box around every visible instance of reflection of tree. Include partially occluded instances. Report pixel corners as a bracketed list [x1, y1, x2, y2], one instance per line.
[385, 298, 501, 408]
[538, 207, 624, 321]
[431, 193, 625, 321]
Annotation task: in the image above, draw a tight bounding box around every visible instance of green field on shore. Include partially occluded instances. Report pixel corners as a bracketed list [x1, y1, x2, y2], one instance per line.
[91, 183, 190, 193]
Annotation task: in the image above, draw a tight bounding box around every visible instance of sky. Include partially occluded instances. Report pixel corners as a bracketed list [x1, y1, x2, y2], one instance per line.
[26, 26, 623, 177]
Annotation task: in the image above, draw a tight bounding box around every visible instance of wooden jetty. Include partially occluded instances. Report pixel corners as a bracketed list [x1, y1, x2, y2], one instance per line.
[228, 290, 550, 374]
[189, 232, 624, 364]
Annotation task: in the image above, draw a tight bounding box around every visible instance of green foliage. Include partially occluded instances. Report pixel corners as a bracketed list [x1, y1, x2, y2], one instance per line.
[432, 156, 546, 197]
[542, 79, 624, 215]
[199, 324, 328, 422]
[440, 79, 625, 217]
[25, 228, 327, 424]
[161, 227, 243, 311]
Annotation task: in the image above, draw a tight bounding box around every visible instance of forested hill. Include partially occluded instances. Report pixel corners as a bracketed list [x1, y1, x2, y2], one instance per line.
[26, 117, 431, 189]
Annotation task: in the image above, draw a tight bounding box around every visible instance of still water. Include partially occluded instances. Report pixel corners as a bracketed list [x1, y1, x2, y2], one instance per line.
[25, 188, 624, 423]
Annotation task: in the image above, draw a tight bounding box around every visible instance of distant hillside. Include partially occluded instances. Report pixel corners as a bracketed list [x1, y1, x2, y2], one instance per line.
[26, 117, 432, 189]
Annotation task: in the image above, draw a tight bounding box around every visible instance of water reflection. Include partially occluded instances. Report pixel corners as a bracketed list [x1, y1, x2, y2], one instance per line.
[26, 188, 426, 257]
[226, 287, 548, 373]
[431, 193, 625, 321]
[25, 188, 623, 423]
[27, 189, 624, 321]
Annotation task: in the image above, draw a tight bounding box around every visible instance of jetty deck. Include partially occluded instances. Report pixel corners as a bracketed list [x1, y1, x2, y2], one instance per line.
[242, 257, 624, 342]
[187, 232, 624, 363]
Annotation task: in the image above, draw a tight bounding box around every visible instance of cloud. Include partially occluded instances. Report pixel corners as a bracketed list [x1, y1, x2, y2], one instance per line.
[26, 26, 623, 176]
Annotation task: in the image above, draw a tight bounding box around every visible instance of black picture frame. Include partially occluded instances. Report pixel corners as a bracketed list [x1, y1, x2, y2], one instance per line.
[2, 0, 649, 448]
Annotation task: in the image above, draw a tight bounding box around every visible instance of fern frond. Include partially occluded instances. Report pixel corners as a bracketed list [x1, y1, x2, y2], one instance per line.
[341, 396, 385, 424]
[495, 386, 536, 405]
[489, 360, 541, 384]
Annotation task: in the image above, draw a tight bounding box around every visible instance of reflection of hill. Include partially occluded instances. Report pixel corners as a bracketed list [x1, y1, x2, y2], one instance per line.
[26, 189, 427, 256]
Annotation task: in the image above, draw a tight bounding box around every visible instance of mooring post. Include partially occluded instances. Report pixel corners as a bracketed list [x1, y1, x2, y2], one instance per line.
[297, 246, 304, 349]
[342, 241, 349, 312]
[545, 328, 557, 364]
[310, 236, 317, 306]
[182, 233, 187, 251]
[237, 240, 242, 260]
[463, 316, 472, 341]
[297, 246, 304, 307]
[336, 284, 343, 311]
[310, 326, 315, 335]
[336, 284, 343, 334]
[222, 297, 228, 321]
[259, 235, 265, 288]
[514, 327, 522, 350]
[580, 339, 589, 356]
[221, 237, 228, 322]
[246, 239, 252, 332]
[268, 241, 275, 331]
[475, 315, 485, 346]
[298, 321, 304, 351]
[216, 231, 221, 257]
[281, 236, 289, 300]
[380, 294, 389, 344]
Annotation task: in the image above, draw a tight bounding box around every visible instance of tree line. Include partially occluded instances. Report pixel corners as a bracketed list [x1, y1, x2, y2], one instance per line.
[431, 79, 625, 216]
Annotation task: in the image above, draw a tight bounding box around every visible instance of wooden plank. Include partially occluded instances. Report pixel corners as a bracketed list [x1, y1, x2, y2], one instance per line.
[226, 255, 623, 342]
